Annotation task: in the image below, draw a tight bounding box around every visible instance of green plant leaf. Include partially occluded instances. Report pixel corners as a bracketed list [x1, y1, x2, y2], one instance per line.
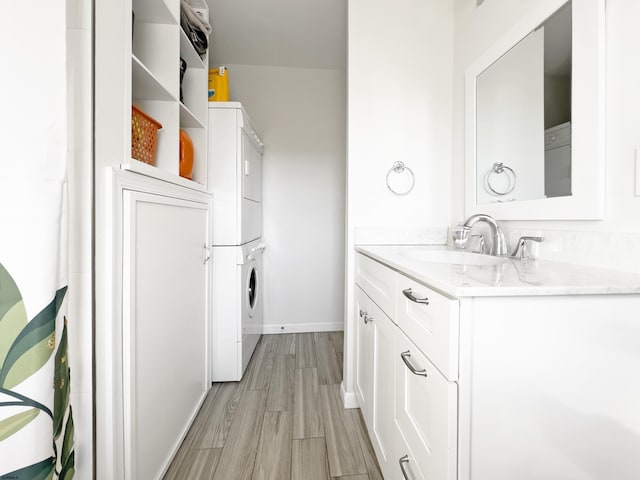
[60, 451, 75, 480]
[0, 457, 55, 480]
[0, 408, 39, 441]
[0, 264, 23, 321]
[61, 406, 75, 468]
[0, 286, 67, 389]
[0, 264, 27, 368]
[53, 318, 70, 440]
[0, 300, 28, 370]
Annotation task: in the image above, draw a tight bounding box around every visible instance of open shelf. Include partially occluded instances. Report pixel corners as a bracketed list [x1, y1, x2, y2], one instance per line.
[122, 159, 207, 193]
[132, 55, 176, 102]
[126, 0, 208, 191]
[132, 0, 178, 25]
[180, 102, 205, 128]
[179, 28, 205, 69]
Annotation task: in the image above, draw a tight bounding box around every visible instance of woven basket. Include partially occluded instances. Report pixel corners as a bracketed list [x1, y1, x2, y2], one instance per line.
[131, 105, 162, 165]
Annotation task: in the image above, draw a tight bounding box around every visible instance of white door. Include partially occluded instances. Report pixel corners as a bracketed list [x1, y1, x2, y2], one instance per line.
[122, 190, 210, 480]
[395, 330, 458, 480]
[355, 286, 374, 425]
[371, 301, 396, 478]
[241, 130, 262, 202]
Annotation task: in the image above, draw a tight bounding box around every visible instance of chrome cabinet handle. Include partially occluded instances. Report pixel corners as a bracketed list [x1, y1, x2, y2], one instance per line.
[204, 244, 211, 264]
[399, 455, 410, 479]
[359, 309, 373, 324]
[402, 288, 429, 305]
[401, 351, 427, 377]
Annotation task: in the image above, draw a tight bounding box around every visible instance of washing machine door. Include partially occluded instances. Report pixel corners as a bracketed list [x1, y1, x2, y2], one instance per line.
[246, 262, 258, 318]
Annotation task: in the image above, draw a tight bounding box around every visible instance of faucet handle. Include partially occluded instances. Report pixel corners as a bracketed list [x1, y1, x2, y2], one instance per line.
[510, 236, 544, 260]
[452, 225, 471, 249]
[469, 234, 487, 254]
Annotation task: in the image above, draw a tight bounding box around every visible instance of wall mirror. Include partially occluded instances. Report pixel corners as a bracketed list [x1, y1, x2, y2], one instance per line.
[464, 0, 605, 220]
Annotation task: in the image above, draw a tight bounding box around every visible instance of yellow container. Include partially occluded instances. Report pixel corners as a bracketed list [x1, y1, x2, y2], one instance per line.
[208, 66, 229, 101]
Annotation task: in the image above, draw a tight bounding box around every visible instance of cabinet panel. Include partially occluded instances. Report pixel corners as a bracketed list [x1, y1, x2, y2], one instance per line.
[395, 329, 457, 480]
[241, 130, 262, 202]
[396, 273, 459, 380]
[370, 301, 396, 477]
[355, 285, 374, 425]
[355, 253, 396, 316]
[123, 190, 209, 480]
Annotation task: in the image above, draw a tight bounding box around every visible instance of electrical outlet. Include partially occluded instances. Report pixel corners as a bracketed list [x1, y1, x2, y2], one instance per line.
[635, 148, 640, 197]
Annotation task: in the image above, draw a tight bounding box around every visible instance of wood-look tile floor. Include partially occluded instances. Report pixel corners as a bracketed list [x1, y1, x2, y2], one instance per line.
[164, 332, 383, 480]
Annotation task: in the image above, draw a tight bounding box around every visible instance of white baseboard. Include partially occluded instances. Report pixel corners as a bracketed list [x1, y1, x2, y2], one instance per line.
[262, 322, 344, 334]
[340, 382, 359, 409]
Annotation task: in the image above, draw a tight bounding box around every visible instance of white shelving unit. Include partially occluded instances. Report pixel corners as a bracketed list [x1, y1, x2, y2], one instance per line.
[129, 0, 208, 189]
[94, 1, 212, 479]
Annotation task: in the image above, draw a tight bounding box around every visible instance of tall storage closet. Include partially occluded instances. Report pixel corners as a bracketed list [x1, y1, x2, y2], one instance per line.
[95, 1, 212, 479]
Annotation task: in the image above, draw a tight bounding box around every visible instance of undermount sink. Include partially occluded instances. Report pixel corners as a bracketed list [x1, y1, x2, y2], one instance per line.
[400, 248, 509, 266]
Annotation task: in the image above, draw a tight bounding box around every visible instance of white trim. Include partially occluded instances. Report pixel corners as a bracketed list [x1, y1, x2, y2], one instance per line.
[261, 322, 344, 334]
[464, 0, 605, 220]
[341, 382, 360, 409]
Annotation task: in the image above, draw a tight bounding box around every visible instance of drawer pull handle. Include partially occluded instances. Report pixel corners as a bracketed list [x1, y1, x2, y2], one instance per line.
[364, 314, 373, 324]
[401, 351, 428, 377]
[399, 454, 410, 479]
[402, 288, 429, 305]
[359, 309, 367, 318]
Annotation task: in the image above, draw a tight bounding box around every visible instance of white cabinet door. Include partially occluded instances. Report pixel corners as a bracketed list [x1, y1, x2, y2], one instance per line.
[355, 285, 374, 425]
[370, 301, 396, 478]
[395, 329, 457, 480]
[241, 130, 262, 202]
[122, 190, 210, 480]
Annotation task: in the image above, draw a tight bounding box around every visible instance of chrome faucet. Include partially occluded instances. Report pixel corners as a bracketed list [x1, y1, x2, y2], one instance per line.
[456, 214, 508, 256]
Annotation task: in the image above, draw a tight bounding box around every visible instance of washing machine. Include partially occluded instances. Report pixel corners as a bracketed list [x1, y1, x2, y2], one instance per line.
[211, 238, 264, 381]
[208, 102, 265, 382]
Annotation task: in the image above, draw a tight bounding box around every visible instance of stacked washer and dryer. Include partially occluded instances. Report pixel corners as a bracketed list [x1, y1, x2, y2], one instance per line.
[207, 102, 265, 382]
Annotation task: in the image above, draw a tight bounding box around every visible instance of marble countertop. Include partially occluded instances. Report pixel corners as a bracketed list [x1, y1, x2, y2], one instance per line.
[356, 245, 640, 297]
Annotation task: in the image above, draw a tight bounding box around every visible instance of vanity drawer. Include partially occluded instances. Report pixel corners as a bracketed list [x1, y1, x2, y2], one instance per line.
[355, 253, 396, 317]
[396, 273, 459, 380]
[395, 329, 458, 480]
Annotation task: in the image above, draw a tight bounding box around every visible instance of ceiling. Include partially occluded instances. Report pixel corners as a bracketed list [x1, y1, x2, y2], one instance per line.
[205, 0, 347, 70]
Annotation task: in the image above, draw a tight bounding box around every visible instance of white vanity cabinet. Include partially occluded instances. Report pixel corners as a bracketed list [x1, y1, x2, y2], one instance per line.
[355, 253, 458, 480]
[355, 247, 640, 480]
[354, 285, 397, 476]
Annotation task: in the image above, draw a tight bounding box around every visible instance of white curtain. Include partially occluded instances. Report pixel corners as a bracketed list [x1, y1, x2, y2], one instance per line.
[0, 0, 75, 477]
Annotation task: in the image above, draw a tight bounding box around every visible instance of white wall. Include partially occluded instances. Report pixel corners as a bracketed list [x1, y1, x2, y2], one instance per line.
[222, 64, 347, 333]
[345, 0, 455, 404]
[453, 0, 640, 274]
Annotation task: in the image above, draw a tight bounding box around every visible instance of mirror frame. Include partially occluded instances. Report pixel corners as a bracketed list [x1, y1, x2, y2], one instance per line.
[464, 0, 605, 220]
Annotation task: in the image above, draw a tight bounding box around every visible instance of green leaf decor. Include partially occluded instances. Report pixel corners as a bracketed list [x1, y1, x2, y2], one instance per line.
[0, 286, 67, 389]
[0, 263, 74, 479]
[53, 319, 70, 440]
[0, 457, 55, 480]
[0, 408, 39, 441]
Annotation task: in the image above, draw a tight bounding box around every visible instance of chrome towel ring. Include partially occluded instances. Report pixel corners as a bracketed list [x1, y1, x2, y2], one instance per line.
[386, 161, 415, 196]
[485, 162, 516, 196]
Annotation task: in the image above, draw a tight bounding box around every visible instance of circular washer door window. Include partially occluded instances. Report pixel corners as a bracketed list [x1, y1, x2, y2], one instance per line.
[247, 267, 258, 312]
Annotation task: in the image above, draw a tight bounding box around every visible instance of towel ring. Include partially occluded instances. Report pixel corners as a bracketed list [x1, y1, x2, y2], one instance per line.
[386, 161, 415, 196]
[485, 162, 516, 196]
